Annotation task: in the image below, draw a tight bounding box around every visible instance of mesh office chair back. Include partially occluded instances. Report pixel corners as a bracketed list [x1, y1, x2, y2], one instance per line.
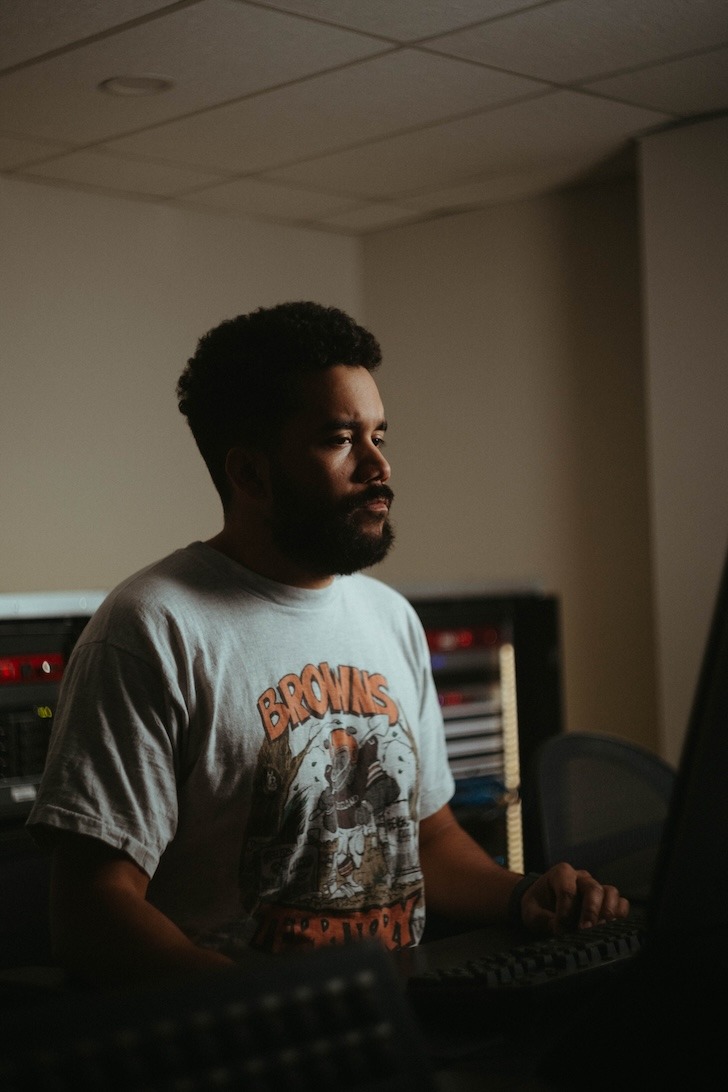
[522, 731, 676, 900]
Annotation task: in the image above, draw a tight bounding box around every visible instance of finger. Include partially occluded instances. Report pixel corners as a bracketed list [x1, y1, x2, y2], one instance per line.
[597, 889, 630, 922]
[574, 876, 605, 927]
[553, 884, 580, 929]
[576, 879, 631, 927]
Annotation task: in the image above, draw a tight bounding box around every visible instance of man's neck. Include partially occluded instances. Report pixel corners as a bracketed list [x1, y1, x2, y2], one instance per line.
[205, 528, 335, 590]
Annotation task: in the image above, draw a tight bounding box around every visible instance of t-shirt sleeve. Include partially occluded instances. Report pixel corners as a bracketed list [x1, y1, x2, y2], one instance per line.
[27, 637, 181, 878]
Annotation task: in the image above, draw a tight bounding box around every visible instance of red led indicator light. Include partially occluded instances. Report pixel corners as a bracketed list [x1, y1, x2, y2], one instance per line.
[425, 626, 500, 653]
[0, 652, 65, 685]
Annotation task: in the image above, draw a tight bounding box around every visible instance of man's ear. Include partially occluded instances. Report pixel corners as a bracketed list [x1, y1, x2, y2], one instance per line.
[224, 445, 270, 500]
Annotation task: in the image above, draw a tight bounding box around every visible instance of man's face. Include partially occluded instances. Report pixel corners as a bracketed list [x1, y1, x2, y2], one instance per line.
[265, 365, 394, 578]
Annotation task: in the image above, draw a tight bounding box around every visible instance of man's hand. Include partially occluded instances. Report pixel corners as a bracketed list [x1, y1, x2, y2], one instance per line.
[418, 805, 630, 936]
[518, 862, 630, 934]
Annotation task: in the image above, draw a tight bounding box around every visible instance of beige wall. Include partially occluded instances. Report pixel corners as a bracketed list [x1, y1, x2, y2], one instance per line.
[362, 176, 658, 751]
[639, 114, 728, 765]
[0, 177, 362, 590]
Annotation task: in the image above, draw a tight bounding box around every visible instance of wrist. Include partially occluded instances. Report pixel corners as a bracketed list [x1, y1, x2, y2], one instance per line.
[507, 872, 541, 926]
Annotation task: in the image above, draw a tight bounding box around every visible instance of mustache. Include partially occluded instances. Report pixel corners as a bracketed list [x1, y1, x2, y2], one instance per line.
[343, 485, 394, 513]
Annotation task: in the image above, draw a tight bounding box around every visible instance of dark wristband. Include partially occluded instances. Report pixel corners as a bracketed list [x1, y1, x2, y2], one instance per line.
[507, 872, 541, 926]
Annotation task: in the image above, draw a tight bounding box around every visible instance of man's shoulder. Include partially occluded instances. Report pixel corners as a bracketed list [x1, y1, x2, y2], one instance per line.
[342, 572, 419, 619]
[80, 544, 219, 636]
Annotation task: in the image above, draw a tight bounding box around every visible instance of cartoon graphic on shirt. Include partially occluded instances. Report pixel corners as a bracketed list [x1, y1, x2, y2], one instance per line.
[313, 724, 399, 897]
[238, 660, 423, 951]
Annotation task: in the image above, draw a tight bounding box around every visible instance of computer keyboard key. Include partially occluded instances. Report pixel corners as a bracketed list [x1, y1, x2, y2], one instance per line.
[406, 918, 647, 1013]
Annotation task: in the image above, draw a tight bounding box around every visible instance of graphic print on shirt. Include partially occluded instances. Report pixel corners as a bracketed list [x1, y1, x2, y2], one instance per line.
[238, 660, 423, 952]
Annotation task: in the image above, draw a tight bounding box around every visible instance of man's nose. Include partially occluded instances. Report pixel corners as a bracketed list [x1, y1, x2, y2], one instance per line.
[357, 442, 390, 483]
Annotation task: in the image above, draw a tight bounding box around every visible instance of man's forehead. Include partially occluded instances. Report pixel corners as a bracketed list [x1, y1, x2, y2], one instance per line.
[294, 365, 385, 419]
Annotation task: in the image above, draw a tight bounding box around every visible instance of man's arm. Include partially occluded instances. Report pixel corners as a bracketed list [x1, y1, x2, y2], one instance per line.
[419, 804, 629, 935]
[49, 832, 235, 986]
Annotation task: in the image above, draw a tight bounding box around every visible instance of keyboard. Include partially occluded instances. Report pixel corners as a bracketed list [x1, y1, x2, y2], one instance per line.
[0, 943, 437, 1092]
[405, 916, 646, 1013]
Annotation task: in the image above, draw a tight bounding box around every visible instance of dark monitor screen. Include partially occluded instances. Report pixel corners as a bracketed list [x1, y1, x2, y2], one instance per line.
[647, 540, 728, 941]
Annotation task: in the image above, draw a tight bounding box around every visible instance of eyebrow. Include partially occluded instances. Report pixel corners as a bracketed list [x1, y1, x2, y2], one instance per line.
[323, 417, 388, 432]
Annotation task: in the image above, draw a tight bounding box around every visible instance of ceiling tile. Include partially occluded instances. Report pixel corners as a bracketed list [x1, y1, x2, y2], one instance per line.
[425, 0, 728, 83]
[399, 163, 596, 213]
[265, 91, 671, 199]
[179, 176, 360, 219]
[255, 0, 534, 40]
[0, 1, 176, 70]
[104, 49, 546, 173]
[0, 0, 388, 143]
[18, 148, 227, 196]
[0, 131, 73, 169]
[314, 201, 426, 233]
[585, 46, 728, 117]
[0, 0, 725, 235]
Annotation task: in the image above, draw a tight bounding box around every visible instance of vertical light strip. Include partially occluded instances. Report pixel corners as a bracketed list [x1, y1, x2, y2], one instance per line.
[499, 642, 524, 873]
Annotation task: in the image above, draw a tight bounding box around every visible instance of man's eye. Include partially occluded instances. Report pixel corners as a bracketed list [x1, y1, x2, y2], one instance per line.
[373, 435, 386, 448]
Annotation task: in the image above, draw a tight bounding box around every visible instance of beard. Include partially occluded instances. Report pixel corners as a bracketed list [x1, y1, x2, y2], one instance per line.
[268, 466, 395, 577]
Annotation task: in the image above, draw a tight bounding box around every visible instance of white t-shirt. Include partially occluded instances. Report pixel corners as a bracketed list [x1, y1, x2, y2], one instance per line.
[28, 542, 454, 955]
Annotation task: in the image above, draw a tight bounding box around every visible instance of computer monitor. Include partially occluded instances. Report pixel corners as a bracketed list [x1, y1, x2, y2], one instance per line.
[538, 540, 728, 1086]
[647, 538, 728, 941]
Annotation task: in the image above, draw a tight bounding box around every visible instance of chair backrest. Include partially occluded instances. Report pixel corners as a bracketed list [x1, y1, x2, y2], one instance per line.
[521, 731, 676, 898]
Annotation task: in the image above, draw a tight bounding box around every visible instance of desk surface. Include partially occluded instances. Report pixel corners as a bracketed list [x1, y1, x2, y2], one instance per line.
[393, 915, 662, 1091]
[393, 924, 580, 1090]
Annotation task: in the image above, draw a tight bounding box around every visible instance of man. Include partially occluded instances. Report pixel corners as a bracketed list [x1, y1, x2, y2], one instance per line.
[28, 301, 628, 986]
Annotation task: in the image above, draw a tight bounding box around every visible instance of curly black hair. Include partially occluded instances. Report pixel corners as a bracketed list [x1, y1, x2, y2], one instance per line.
[177, 301, 382, 506]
